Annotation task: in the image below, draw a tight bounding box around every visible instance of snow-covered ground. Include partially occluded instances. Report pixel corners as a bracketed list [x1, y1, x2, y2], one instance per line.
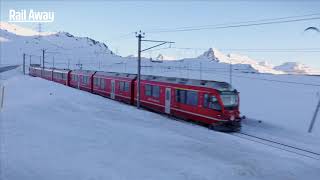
[1, 68, 320, 180]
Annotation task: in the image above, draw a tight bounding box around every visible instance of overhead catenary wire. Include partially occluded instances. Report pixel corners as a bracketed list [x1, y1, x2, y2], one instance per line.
[146, 15, 320, 33]
[146, 12, 320, 33]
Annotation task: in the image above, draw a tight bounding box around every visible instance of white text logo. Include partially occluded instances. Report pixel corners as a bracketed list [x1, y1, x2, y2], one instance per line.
[9, 9, 55, 23]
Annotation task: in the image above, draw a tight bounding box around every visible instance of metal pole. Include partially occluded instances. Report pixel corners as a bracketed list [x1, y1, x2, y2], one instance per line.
[23, 53, 26, 75]
[0, 86, 4, 110]
[52, 56, 55, 68]
[230, 58, 232, 86]
[308, 95, 320, 133]
[137, 32, 142, 109]
[200, 62, 202, 80]
[42, 49, 45, 68]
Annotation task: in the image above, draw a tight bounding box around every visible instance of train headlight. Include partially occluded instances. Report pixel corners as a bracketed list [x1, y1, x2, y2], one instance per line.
[230, 115, 235, 121]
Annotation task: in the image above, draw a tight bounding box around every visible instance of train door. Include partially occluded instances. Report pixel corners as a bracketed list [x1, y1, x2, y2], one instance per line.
[165, 88, 171, 114]
[111, 79, 115, 99]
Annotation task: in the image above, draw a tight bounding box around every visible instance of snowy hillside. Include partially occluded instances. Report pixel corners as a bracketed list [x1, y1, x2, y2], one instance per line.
[0, 22, 120, 68]
[1, 22, 319, 75]
[0, 22, 55, 36]
[274, 62, 320, 75]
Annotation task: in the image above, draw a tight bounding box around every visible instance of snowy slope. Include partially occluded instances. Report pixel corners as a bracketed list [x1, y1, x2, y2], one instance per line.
[1, 69, 320, 180]
[274, 62, 320, 75]
[0, 22, 120, 68]
[0, 22, 55, 36]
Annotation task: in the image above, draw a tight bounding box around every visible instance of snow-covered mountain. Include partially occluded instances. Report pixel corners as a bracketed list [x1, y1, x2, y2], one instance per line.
[274, 62, 320, 75]
[1, 22, 319, 75]
[155, 54, 176, 61]
[196, 48, 320, 75]
[197, 48, 284, 74]
[0, 22, 119, 68]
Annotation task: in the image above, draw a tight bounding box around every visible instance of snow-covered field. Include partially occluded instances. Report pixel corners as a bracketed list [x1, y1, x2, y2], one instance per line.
[1, 69, 320, 180]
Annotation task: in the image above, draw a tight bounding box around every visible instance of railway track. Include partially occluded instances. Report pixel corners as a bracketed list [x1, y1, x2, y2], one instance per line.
[232, 132, 320, 160]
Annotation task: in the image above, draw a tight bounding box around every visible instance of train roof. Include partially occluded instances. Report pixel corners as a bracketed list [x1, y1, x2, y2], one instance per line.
[52, 68, 71, 73]
[95, 71, 234, 91]
[71, 69, 96, 75]
[140, 75, 234, 91]
[30, 66, 42, 70]
[95, 71, 137, 79]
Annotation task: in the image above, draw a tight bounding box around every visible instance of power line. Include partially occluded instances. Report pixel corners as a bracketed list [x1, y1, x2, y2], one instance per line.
[146, 16, 320, 33]
[146, 12, 320, 33]
[144, 47, 320, 53]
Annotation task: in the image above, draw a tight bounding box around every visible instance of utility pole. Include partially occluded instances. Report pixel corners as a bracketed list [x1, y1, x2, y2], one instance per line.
[52, 56, 55, 68]
[200, 62, 202, 80]
[136, 31, 144, 109]
[76, 60, 83, 89]
[38, 23, 42, 39]
[42, 49, 45, 68]
[23, 53, 26, 75]
[135, 30, 174, 109]
[68, 59, 70, 69]
[229, 58, 232, 86]
[309, 94, 320, 133]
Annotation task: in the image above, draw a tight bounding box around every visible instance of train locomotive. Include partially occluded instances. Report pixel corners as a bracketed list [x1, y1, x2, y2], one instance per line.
[29, 66, 242, 132]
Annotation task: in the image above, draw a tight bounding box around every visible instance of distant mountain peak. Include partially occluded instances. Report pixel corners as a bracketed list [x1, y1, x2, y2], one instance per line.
[198, 48, 221, 61]
[274, 62, 319, 75]
[155, 54, 176, 61]
[197, 48, 284, 74]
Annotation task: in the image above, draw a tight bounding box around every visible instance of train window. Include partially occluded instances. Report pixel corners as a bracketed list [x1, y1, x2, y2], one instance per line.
[100, 79, 105, 89]
[119, 81, 124, 91]
[82, 76, 89, 84]
[176, 89, 186, 104]
[94, 78, 100, 86]
[186, 91, 198, 106]
[176, 89, 198, 106]
[125, 82, 130, 92]
[72, 74, 78, 82]
[145, 84, 159, 98]
[152, 86, 160, 98]
[203, 94, 209, 108]
[203, 94, 222, 111]
[210, 96, 222, 111]
[145, 84, 152, 96]
[119, 81, 129, 92]
[62, 73, 66, 80]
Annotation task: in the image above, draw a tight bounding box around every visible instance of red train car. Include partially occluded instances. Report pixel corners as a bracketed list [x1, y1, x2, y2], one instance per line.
[42, 68, 53, 81]
[29, 66, 42, 77]
[135, 75, 241, 131]
[52, 69, 71, 86]
[28, 66, 241, 131]
[69, 70, 96, 92]
[92, 72, 136, 104]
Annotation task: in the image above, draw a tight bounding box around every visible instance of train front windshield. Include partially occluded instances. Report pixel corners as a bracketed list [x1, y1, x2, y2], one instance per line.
[220, 91, 238, 108]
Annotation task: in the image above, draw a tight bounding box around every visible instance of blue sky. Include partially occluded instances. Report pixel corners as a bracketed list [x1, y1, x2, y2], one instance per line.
[1, 0, 320, 68]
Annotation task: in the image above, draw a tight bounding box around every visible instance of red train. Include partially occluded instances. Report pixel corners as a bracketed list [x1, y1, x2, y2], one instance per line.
[29, 66, 242, 131]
